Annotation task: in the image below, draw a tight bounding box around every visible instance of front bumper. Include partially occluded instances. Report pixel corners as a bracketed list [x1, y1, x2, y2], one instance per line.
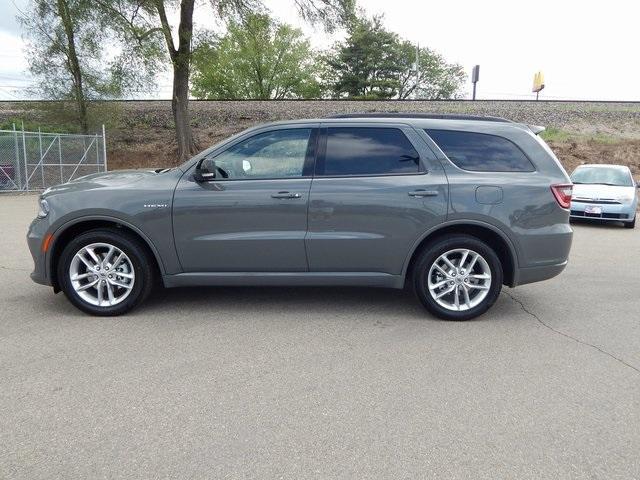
[570, 201, 636, 222]
[27, 217, 52, 286]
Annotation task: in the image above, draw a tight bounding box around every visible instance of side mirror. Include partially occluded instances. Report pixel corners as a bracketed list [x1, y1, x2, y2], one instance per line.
[194, 158, 216, 182]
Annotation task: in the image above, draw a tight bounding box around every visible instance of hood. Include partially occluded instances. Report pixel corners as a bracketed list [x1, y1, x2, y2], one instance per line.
[572, 183, 635, 201]
[42, 168, 170, 197]
[72, 169, 163, 184]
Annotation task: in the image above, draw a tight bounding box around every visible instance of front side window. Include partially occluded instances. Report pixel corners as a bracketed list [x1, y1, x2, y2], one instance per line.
[212, 128, 312, 179]
[319, 127, 421, 176]
[426, 129, 535, 172]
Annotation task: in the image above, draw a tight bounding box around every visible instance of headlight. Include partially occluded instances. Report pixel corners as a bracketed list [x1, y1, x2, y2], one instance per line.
[616, 195, 634, 203]
[37, 198, 50, 218]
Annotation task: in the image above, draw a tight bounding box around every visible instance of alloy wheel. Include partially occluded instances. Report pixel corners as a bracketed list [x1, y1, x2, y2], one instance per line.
[68, 242, 135, 307]
[426, 248, 492, 311]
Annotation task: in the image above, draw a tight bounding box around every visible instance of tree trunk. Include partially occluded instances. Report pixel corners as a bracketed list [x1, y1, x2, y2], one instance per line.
[172, 60, 196, 162]
[57, 0, 89, 133]
[155, 0, 198, 162]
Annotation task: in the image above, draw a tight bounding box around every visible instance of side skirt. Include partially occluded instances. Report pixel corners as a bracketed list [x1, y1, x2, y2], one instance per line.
[163, 272, 405, 289]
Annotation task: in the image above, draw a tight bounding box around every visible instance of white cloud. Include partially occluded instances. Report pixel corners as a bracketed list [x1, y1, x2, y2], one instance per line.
[0, 30, 31, 100]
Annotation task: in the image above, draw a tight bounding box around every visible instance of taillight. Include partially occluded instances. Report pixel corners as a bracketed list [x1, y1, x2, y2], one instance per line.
[550, 183, 573, 209]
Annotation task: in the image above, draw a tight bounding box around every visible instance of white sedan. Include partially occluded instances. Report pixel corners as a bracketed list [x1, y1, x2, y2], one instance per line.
[569, 164, 638, 229]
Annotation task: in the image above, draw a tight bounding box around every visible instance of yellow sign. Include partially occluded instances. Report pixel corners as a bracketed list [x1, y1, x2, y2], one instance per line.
[532, 71, 545, 93]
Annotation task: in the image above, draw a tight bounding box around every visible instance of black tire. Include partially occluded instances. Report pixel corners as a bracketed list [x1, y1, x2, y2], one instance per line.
[57, 228, 154, 316]
[412, 235, 503, 321]
[623, 215, 635, 229]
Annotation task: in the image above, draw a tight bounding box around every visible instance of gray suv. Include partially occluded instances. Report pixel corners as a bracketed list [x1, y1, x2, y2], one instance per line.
[27, 114, 573, 320]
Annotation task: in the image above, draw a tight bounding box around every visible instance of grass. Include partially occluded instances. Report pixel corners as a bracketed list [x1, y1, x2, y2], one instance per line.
[540, 127, 621, 145]
[0, 117, 78, 133]
[540, 127, 573, 142]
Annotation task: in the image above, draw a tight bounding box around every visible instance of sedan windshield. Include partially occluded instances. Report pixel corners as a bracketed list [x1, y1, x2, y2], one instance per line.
[571, 167, 632, 186]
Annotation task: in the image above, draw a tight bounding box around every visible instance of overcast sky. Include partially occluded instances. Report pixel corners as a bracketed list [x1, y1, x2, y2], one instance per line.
[1, 0, 639, 101]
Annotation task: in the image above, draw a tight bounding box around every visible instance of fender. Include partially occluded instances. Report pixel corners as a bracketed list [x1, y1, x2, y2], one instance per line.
[46, 214, 168, 282]
[400, 219, 520, 279]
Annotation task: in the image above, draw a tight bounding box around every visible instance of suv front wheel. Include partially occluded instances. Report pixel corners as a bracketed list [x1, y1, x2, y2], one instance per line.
[57, 229, 154, 316]
[413, 235, 503, 321]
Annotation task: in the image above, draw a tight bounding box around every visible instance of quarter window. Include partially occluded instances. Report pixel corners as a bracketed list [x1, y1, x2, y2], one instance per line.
[426, 129, 535, 172]
[319, 127, 421, 176]
[212, 128, 312, 179]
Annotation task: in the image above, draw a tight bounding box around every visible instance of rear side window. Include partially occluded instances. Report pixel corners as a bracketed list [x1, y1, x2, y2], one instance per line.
[426, 129, 535, 172]
[319, 127, 421, 176]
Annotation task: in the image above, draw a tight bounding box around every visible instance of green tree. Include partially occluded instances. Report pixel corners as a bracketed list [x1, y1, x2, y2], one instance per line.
[325, 16, 402, 99]
[191, 14, 321, 100]
[97, 0, 354, 162]
[395, 41, 466, 100]
[19, 0, 158, 133]
[325, 15, 465, 100]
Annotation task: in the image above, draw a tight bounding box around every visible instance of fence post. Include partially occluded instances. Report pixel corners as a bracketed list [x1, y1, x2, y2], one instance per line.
[21, 121, 28, 191]
[102, 124, 107, 172]
[13, 123, 22, 190]
[38, 128, 44, 189]
[58, 135, 63, 183]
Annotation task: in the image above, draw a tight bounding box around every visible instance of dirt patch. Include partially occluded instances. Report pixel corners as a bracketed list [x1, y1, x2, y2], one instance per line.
[549, 139, 640, 177]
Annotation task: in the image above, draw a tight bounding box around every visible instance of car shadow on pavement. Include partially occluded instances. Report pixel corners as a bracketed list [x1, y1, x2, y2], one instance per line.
[37, 281, 521, 323]
[142, 285, 426, 318]
[130, 285, 519, 323]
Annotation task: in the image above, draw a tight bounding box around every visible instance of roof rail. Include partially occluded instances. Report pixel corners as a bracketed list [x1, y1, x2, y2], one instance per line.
[326, 112, 514, 123]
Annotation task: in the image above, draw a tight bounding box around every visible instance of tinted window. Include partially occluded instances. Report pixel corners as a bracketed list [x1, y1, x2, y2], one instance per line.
[426, 129, 535, 172]
[213, 129, 311, 179]
[320, 127, 421, 176]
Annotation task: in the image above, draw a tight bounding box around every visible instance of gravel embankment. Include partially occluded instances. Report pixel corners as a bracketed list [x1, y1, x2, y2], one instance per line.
[1, 100, 639, 174]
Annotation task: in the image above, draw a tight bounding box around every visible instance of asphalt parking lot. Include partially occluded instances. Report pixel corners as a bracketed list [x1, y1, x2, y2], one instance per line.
[1, 194, 639, 479]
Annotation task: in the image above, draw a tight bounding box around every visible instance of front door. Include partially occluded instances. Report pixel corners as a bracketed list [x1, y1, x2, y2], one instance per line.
[173, 127, 316, 272]
[306, 124, 448, 275]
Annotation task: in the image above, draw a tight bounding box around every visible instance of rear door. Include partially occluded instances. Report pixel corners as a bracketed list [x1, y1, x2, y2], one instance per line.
[306, 123, 448, 274]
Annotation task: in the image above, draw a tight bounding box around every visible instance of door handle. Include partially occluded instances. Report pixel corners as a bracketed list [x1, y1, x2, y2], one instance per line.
[408, 189, 438, 197]
[271, 191, 302, 199]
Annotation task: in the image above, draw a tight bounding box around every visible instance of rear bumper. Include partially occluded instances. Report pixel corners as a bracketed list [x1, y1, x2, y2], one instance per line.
[514, 260, 568, 287]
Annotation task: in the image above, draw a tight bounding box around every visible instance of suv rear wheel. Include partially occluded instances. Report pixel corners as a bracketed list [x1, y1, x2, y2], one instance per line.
[57, 229, 154, 316]
[413, 235, 503, 321]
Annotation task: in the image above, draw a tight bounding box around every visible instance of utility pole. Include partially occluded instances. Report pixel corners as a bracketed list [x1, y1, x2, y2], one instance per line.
[414, 43, 420, 99]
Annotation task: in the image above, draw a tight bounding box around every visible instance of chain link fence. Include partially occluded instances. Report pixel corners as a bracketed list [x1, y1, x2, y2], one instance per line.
[0, 125, 107, 192]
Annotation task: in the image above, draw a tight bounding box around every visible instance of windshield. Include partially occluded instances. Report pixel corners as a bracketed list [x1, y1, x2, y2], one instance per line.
[570, 167, 632, 187]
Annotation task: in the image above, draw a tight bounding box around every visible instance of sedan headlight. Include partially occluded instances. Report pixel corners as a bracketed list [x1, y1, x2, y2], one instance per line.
[616, 194, 634, 204]
[37, 198, 50, 218]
